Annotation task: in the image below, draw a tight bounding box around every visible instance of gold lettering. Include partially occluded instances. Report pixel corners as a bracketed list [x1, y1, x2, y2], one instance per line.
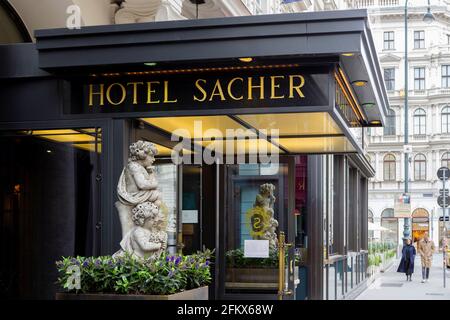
[146, 81, 160, 104]
[227, 77, 244, 101]
[209, 80, 226, 101]
[163, 81, 177, 103]
[248, 76, 265, 100]
[89, 84, 104, 106]
[127, 82, 143, 105]
[106, 83, 126, 106]
[289, 75, 305, 98]
[270, 76, 285, 99]
[194, 79, 207, 102]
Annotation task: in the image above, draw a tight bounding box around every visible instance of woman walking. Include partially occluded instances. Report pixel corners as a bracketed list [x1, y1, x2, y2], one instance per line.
[397, 238, 416, 281]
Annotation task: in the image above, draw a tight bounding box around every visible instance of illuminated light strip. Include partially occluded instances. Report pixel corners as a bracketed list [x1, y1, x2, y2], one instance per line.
[337, 68, 366, 122]
[335, 69, 363, 121]
[89, 63, 301, 77]
[334, 73, 362, 124]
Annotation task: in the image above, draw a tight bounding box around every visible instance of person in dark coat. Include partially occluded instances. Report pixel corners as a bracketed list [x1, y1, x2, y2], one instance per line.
[397, 238, 416, 281]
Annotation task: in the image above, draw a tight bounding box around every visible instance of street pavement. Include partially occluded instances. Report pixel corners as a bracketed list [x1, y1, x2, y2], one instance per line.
[356, 254, 450, 300]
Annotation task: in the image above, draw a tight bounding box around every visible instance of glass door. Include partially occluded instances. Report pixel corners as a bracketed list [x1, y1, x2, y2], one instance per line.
[221, 158, 297, 300]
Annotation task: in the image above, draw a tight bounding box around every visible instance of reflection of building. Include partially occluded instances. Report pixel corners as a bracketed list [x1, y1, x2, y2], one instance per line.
[343, 0, 450, 246]
[1, 1, 385, 300]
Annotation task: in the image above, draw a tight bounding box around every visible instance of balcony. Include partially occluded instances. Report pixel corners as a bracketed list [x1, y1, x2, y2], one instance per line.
[345, 0, 444, 9]
[345, 0, 399, 8]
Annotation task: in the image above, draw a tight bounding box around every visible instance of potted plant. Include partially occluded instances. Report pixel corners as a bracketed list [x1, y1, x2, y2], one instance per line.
[55, 250, 212, 300]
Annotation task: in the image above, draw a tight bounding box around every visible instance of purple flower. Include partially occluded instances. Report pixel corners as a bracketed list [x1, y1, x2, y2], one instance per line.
[94, 259, 101, 267]
[168, 270, 174, 278]
[205, 260, 210, 266]
[82, 260, 89, 267]
[70, 258, 79, 265]
[175, 256, 181, 265]
[195, 263, 199, 269]
[166, 256, 170, 262]
[170, 256, 175, 262]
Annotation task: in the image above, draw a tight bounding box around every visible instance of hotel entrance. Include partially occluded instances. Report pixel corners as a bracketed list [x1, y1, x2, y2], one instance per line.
[0, 10, 388, 300]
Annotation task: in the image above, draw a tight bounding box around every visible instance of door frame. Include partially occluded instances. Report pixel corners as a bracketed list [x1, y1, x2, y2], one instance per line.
[218, 156, 296, 300]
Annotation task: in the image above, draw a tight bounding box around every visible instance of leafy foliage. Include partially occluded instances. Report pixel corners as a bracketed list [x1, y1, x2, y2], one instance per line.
[55, 250, 212, 295]
[368, 241, 397, 267]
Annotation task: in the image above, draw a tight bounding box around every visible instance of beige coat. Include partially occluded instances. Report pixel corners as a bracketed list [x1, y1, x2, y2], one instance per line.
[417, 239, 435, 268]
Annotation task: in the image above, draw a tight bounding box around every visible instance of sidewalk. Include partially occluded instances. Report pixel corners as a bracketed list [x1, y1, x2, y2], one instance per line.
[356, 254, 450, 300]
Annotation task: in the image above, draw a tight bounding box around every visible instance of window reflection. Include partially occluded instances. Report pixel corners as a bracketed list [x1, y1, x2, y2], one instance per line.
[0, 128, 101, 299]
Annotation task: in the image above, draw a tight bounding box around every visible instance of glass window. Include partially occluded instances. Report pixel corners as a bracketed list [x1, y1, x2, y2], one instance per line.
[383, 31, 395, 50]
[414, 154, 427, 181]
[442, 106, 450, 133]
[0, 128, 102, 299]
[414, 30, 425, 49]
[414, 67, 426, 90]
[155, 162, 178, 254]
[368, 210, 374, 240]
[384, 108, 396, 136]
[383, 154, 396, 181]
[442, 66, 450, 88]
[442, 152, 450, 168]
[381, 209, 398, 245]
[384, 68, 395, 91]
[413, 108, 426, 135]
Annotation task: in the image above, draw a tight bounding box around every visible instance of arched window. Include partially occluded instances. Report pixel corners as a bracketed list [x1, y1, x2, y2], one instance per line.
[381, 209, 398, 244]
[442, 106, 450, 133]
[414, 154, 426, 181]
[383, 154, 396, 181]
[368, 210, 374, 239]
[413, 108, 426, 135]
[384, 108, 396, 136]
[412, 208, 429, 243]
[368, 210, 374, 224]
[442, 152, 450, 168]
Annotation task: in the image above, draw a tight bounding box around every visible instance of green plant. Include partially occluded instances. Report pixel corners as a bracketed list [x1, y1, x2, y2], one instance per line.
[55, 251, 212, 295]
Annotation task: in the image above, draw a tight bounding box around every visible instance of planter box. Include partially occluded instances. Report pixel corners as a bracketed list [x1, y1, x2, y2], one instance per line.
[226, 268, 278, 283]
[56, 286, 208, 300]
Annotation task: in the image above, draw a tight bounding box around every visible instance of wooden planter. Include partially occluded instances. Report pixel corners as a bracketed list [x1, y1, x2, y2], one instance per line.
[226, 268, 278, 283]
[56, 286, 208, 300]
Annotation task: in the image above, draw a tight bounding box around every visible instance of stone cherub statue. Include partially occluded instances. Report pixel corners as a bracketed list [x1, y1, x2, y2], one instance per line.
[113, 140, 168, 260]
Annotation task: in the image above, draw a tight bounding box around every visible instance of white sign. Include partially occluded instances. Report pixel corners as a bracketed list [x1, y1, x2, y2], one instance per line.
[394, 194, 411, 218]
[244, 240, 269, 258]
[182, 210, 198, 224]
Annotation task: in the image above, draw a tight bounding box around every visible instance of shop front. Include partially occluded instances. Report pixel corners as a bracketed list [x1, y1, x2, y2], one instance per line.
[0, 10, 388, 300]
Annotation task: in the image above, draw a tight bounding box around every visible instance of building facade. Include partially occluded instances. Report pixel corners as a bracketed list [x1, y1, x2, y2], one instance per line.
[343, 0, 450, 247]
[0, 1, 385, 301]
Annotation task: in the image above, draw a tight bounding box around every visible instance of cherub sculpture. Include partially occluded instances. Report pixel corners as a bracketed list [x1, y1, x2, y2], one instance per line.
[254, 183, 276, 217]
[114, 140, 167, 259]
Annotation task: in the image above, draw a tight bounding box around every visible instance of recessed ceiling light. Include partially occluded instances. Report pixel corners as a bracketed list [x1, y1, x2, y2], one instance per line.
[352, 80, 368, 87]
[238, 57, 253, 63]
[46, 150, 52, 154]
[144, 62, 157, 66]
[342, 53, 355, 57]
[370, 120, 381, 125]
